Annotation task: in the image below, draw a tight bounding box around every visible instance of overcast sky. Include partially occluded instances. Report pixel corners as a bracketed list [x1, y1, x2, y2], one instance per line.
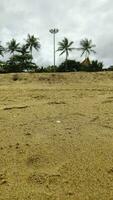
[0, 0, 113, 67]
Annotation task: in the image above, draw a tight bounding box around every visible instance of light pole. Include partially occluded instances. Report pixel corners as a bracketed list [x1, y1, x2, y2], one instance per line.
[49, 28, 59, 71]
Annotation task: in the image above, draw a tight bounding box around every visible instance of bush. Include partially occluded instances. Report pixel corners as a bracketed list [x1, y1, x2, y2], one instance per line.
[107, 65, 113, 71]
[79, 60, 103, 72]
[12, 74, 19, 81]
[57, 60, 80, 72]
[89, 60, 103, 72]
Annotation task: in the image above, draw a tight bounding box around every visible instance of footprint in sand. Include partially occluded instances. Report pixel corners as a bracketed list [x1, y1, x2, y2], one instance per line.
[26, 154, 50, 169]
[28, 171, 62, 190]
[0, 173, 7, 185]
[28, 173, 47, 185]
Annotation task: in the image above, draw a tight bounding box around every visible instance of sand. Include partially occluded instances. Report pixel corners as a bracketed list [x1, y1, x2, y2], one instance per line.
[0, 72, 113, 199]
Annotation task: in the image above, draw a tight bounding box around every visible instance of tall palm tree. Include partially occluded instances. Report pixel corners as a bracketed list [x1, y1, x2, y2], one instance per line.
[7, 39, 20, 55]
[16, 44, 33, 69]
[0, 42, 4, 57]
[57, 38, 75, 65]
[26, 34, 40, 57]
[77, 38, 96, 58]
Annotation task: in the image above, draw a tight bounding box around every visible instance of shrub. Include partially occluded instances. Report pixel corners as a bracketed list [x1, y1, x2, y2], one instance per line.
[57, 60, 80, 72]
[12, 74, 19, 81]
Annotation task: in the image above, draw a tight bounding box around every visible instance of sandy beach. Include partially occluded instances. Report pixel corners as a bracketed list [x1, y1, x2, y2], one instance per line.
[0, 72, 113, 200]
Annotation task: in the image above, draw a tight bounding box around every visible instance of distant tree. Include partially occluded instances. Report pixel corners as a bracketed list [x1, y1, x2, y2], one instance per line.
[5, 53, 37, 72]
[0, 42, 5, 57]
[57, 60, 80, 72]
[57, 37, 75, 70]
[5, 55, 22, 72]
[6, 39, 20, 55]
[77, 38, 96, 59]
[90, 60, 103, 71]
[37, 66, 45, 73]
[17, 44, 38, 71]
[107, 65, 113, 71]
[26, 34, 40, 57]
[78, 60, 103, 72]
[0, 61, 6, 73]
[17, 44, 29, 55]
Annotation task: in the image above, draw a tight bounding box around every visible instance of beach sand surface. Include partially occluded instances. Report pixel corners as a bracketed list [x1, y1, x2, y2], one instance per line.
[0, 72, 113, 199]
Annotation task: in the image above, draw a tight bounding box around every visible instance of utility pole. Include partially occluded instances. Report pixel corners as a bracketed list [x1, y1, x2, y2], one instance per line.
[49, 28, 59, 71]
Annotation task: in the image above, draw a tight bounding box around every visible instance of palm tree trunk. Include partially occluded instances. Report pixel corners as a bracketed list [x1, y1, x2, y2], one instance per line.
[12, 52, 15, 66]
[31, 48, 33, 62]
[65, 51, 68, 72]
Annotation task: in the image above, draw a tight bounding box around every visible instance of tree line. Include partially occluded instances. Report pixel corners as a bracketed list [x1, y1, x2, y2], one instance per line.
[0, 34, 112, 73]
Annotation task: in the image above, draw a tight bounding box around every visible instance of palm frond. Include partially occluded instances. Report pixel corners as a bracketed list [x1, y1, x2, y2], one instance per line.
[77, 38, 96, 58]
[59, 50, 65, 56]
[57, 37, 75, 60]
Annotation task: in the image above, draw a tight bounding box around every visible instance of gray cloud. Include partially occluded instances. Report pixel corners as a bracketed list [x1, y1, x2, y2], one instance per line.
[0, 0, 112, 67]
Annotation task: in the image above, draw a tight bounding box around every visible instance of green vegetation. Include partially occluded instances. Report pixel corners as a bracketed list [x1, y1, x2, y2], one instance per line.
[0, 42, 5, 58]
[6, 39, 20, 55]
[57, 37, 75, 70]
[0, 35, 40, 72]
[25, 34, 40, 58]
[0, 35, 112, 73]
[76, 38, 96, 58]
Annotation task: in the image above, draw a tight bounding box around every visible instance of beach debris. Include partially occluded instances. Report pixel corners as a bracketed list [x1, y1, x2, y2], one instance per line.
[56, 120, 61, 123]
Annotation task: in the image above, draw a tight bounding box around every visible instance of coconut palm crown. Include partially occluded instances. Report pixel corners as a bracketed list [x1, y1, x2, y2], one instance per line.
[77, 38, 96, 58]
[26, 34, 40, 56]
[7, 39, 20, 55]
[57, 37, 75, 62]
[0, 42, 5, 57]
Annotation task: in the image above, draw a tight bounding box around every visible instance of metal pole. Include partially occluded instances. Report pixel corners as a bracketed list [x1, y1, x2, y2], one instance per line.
[53, 31, 55, 68]
[49, 28, 59, 71]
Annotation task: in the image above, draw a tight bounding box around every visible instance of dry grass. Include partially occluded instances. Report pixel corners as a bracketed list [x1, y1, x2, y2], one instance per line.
[0, 72, 113, 199]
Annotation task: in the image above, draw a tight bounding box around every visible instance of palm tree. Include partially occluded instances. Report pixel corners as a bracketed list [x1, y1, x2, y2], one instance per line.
[77, 38, 96, 58]
[57, 38, 75, 66]
[26, 34, 40, 57]
[17, 44, 30, 56]
[16, 44, 33, 70]
[7, 39, 20, 55]
[0, 42, 4, 57]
